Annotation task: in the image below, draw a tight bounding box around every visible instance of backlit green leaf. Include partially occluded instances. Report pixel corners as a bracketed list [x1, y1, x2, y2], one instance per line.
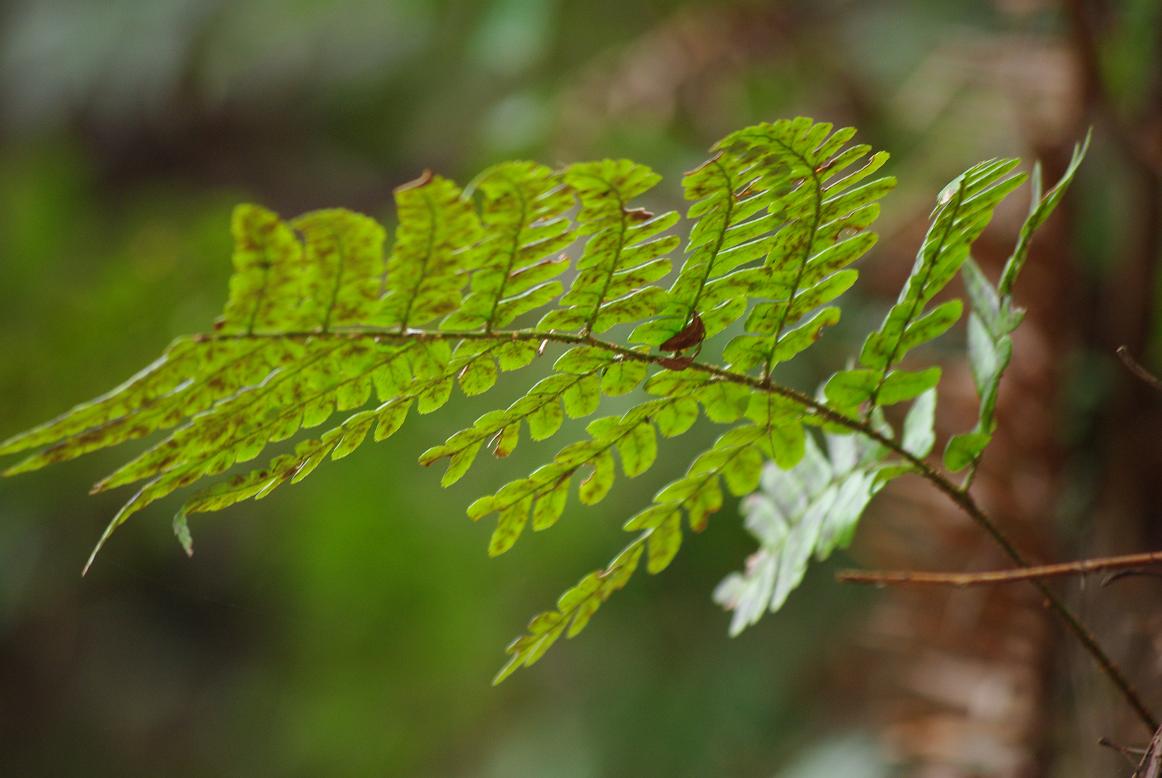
[0, 118, 1085, 685]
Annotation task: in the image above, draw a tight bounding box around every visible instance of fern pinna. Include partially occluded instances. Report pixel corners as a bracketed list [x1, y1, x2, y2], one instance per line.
[1, 117, 1088, 684]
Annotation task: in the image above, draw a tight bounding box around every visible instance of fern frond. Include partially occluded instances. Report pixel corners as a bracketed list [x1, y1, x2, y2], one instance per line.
[625, 423, 769, 545]
[945, 132, 1090, 475]
[220, 205, 326, 333]
[0, 337, 280, 473]
[825, 158, 1027, 415]
[442, 162, 574, 330]
[418, 346, 636, 487]
[495, 422, 772, 683]
[715, 390, 933, 635]
[492, 534, 645, 685]
[715, 431, 885, 635]
[81, 338, 414, 570]
[716, 118, 894, 376]
[379, 173, 481, 329]
[173, 336, 536, 527]
[630, 144, 773, 346]
[539, 160, 679, 334]
[0, 117, 1088, 683]
[466, 397, 682, 556]
[293, 208, 390, 330]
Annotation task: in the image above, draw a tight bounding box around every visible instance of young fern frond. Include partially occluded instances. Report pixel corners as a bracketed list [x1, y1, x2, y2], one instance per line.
[0, 117, 1088, 682]
[824, 159, 1028, 416]
[945, 132, 1091, 480]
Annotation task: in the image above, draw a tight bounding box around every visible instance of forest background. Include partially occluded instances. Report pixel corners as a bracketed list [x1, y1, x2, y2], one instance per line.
[1, 1, 1159, 775]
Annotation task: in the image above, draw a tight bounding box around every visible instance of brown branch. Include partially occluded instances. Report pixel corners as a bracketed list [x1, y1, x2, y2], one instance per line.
[1118, 346, 1162, 393]
[837, 549, 1162, 587]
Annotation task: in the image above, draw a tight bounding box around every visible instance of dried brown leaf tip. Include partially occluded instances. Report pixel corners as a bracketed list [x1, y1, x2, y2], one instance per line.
[659, 312, 705, 353]
[395, 168, 435, 192]
[623, 207, 654, 222]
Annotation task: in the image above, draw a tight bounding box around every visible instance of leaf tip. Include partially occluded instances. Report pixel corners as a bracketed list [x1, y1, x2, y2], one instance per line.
[173, 509, 195, 558]
[417, 447, 443, 467]
[81, 541, 103, 577]
[491, 657, 521, 686]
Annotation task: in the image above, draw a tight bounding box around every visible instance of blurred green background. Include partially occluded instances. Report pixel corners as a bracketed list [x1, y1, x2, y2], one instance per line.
[1, 1, 1158, 775]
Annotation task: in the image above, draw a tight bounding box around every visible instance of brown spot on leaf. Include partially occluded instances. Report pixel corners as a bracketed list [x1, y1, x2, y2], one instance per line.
[490, 429, 515, 458]
[689, 507, 718, 533]
[734, 182, 756, 201]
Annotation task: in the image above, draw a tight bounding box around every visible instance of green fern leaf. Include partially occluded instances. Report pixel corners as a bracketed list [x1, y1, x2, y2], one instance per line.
[220, 205, 323, 333]
[630, 145, 773, 346]
[180, 335, 542, 524]
[826, 157, 1027, 415]
[716, 118, 894, 376]
[379, 173, 481, 329]
[945, 133, 1090, 474]
[496, 422, 774, 683]
[493, 537, 645, 685]
[0, 117, 1089, 685]
[442, 162, 574, 330]
[418, 346, 628, 486]
[714, 421, 905, 635]
[81, 339, 413, 571]
[539, 160, 679, 334]
[0, 337, 282, 473]
[468, 397, 685, 556]
[292, 208, 389, 330]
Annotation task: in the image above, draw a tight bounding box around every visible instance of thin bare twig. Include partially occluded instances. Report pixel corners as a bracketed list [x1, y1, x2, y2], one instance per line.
[1100, 736, 1147, 766]
[1118, 346, 1162, 393]
[1135, 726, 1162, 778]
[1103, 569, 1162, 587]
[837, 549, 1162, 587]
